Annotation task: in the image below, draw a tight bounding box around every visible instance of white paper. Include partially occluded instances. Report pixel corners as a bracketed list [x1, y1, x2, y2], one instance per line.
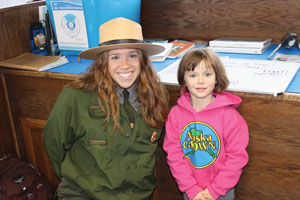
[157, 59, 181, 85]
[39, 56, 69, 71]
[149, 43, 173, 62]
[51, 0, 89, 51]
[158, 58, 300, 96]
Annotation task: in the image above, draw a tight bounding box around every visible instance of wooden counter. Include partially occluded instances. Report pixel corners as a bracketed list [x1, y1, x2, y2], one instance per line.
[1, 68, 299, 199]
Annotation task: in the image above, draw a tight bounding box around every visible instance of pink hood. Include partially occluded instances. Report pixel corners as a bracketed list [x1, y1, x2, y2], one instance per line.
[177, 91, 242, 112]
[163, 91, 249, 200]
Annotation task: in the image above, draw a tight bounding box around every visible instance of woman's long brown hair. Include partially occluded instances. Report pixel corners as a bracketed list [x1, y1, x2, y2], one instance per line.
[66, 49, 169, 133]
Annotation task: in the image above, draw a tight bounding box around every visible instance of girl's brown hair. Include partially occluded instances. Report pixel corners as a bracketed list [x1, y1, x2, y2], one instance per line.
[177, 47, 229, 94]
[66, 49, 169, 132]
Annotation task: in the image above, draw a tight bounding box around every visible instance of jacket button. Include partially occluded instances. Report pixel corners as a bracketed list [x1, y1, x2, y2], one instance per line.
[126, 133, 130, 137]
[130, 123, 134, 129]
[133, 164, 137, 168]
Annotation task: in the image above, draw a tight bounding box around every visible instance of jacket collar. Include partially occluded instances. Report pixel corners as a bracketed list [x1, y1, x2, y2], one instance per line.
[116, 81, 140, 111]
[89, 82, 141, 118]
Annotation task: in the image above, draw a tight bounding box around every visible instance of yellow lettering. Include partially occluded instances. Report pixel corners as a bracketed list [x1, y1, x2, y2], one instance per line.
[200, 133, 206, 141]
[206, 135, 212, 142]
[201, 142, 207, 150]
[208, 141, 216, 150]
[191, 141, 198, 151]
[184, 131, 217, 152]
[183, 141, 190, 149]
[186, 131, 192, 140]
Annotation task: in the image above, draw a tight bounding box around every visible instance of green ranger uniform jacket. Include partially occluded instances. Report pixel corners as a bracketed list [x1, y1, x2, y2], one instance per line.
[43, 88, 162, 200]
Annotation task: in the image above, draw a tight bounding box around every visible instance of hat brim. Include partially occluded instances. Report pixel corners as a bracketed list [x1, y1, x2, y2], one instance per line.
[79, 43, 165, 60]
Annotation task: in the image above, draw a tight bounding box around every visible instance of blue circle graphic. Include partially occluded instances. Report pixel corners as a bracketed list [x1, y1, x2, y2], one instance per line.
[180, 122, 220, 168]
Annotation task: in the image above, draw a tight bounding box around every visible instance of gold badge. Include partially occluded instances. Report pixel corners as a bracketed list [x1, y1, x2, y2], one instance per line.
[151, 131, 158, 143]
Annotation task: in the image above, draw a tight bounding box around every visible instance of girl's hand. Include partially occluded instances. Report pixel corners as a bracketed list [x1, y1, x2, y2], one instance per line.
[192, 188, 214, 200]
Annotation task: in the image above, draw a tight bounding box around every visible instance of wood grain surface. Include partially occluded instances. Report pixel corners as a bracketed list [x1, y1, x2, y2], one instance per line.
[141, 0, 300, 43]
[0, 3, 42, 61]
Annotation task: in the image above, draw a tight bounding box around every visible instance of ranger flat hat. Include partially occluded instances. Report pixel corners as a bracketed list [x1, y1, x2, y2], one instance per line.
[79, 17, 165, 60]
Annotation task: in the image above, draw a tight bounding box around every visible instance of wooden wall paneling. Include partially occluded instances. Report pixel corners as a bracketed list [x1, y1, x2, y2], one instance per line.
[0, 12, 6, 60]
[20, 117, 60, 189]
[3, 72, 71, 160]
[141, 0, 300, 43]
[234, 94, 300, 199]
[153, 136, 183, 200]
[0, 73, 16, 156]
[0, 6, 40, 61]
[153, 86, 184, 200]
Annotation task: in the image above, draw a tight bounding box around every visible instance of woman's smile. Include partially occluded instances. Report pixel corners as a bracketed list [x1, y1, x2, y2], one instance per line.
[108, 48, 141, 88]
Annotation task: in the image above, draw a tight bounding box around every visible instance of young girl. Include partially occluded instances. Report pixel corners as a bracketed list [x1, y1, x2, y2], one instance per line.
[163, 48, 249, 200]
[43, 17, 169, 200]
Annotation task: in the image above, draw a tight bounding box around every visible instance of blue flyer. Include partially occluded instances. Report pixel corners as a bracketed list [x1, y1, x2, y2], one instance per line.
[51, 0, 89, 51]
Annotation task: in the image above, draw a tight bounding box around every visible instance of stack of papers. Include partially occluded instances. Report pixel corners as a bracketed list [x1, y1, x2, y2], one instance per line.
[38, 56, 69, 71]
[0, 53, 68, 71]
[149, 43, 173, 62]
[148, 39, 205, 61]
[208, 37, 272, 54]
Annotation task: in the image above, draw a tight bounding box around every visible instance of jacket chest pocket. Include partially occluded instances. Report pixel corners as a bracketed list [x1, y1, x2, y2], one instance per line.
[81, 115, 110, 148]
[86, 105, 111, 145]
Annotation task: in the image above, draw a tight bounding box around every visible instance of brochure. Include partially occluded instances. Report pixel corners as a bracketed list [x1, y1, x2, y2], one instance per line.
[50, 0, 89, 51]
[167, 41, 195, 58]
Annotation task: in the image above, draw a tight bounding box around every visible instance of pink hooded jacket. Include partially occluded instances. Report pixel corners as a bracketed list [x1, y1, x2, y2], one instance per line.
[163, 91, 249, 200]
